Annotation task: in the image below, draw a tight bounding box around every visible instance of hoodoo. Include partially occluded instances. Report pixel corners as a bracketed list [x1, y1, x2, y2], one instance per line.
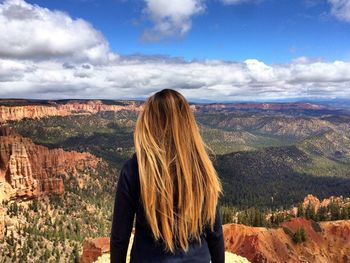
[0, 126, 101, 201]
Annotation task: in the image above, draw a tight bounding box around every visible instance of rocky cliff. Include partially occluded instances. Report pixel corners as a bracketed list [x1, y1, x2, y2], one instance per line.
[0, 100, 142, 122]
[0, 127, 101, 201]
[1, 101, 326, 123]
[224, 218, 350, 263]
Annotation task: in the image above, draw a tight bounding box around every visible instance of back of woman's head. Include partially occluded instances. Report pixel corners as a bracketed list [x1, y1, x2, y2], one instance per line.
[134, 88, 223, 253]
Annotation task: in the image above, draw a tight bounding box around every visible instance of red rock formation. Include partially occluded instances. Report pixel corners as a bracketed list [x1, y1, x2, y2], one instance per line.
[303, 194, 321, 211]
[303, 194, 345, 213]
[0, 100, 327, 123]
[321, 220, 350, 262]
[0, 127, 101, 201]
[268, 195, 349, 221]
[224, 218, 350, 263]
[320, 196, 344, 208]
[0, 100, 143, 122]
[80, 237, 110, 263]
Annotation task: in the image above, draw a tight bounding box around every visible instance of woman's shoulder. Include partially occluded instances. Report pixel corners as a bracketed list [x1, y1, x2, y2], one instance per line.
[121, 152, 137, 169]
[119, 152, 139, 186]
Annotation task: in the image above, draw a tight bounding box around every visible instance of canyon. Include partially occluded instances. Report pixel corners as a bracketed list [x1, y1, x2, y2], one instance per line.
[0, 126, 101, 201]
[1, 99, 350, 262]
[0, 100, 329, 123]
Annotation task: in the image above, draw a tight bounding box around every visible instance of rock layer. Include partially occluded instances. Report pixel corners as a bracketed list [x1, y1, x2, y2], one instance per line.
[223, 218, 350, 263]
[0, 100, 142, 122]
[0, 127, 101, 201]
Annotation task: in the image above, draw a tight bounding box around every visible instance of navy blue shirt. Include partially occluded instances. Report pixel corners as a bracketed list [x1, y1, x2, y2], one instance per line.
[110, 153, 225, 263]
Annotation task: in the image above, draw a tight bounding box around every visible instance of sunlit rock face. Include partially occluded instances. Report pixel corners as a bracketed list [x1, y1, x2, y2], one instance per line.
[223, 218, 350, 263]
[0, 127, 101, 201]
[0, 100, 143, 122]
[303, 194, 345, 212]
[80, 237, 111, 263]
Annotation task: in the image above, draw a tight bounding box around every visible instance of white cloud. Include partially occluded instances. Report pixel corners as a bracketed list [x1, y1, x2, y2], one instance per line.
[1, 57, 350, 101]
[142, 0, 205, 41]
[0, 0, 350, 101]
[0, 0, 117, 63]
[0, 59, 34, 82]
[328, 0, 350, 22]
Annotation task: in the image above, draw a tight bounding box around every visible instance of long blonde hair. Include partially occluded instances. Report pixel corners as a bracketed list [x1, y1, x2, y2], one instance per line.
[134, 89, 223, 253]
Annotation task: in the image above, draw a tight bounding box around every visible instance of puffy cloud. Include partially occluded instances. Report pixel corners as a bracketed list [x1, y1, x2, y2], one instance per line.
[141, 0, 261, 40]
[142, 0, 205, 41]
[0, 59, 35, 82]
[0, 0, 117, 63]
[0, 0, 349, 101]
[328, 0, 350, 22]
[1, 57, 350, 101]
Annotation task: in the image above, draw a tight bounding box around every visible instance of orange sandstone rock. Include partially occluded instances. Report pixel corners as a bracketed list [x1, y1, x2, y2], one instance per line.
[0, 100, 143, 122]
[303, 194, 345, 213]
[0, 127, 101, 201]
[80, 237, 111, 263]
[223, 218, 350, 263]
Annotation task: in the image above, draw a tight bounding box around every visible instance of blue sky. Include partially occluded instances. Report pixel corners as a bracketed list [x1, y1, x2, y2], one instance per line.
[0, 0, 349, 101]
[26, 0, 350, 63]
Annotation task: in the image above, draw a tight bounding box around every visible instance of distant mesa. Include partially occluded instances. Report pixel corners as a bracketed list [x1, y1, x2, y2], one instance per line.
[0, 99, 144, 122]
[192, 102, 326, 112]
[0, 99, 329, 123]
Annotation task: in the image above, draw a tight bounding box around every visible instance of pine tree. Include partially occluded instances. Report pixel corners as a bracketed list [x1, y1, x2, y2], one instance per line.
[316, 206, 327, 221]
[299, 226, 307, 242]
[293, 229, 302, 243]
[297, 203, 304, 217]
[305, 202, 315, 220]
[329, 202, 341, 220]
[292, 227, 307, 243]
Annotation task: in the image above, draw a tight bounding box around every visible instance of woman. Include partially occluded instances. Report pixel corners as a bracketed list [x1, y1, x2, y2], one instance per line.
[110, 89, 225, 263]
